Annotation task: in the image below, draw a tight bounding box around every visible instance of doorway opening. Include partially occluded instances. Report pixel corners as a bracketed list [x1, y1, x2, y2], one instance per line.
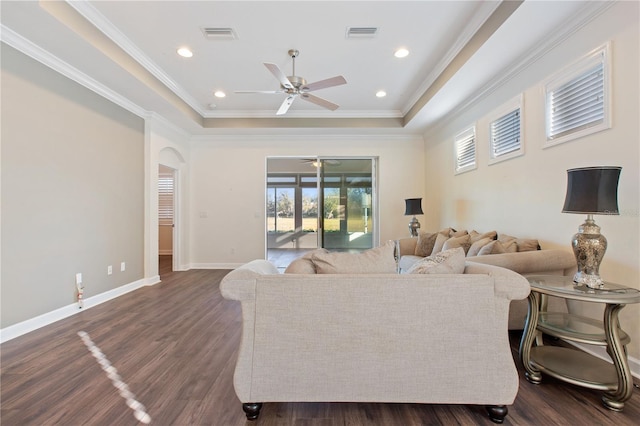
[266, 157, 377, 269]
[158, 164, 175, 275]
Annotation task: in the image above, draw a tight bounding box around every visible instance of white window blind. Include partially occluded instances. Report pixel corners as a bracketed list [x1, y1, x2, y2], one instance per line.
[545, 44, 610, 146]
[490, 104, 522, 163]
[158, 172, 174, 226]
[454, 126, 476, 174]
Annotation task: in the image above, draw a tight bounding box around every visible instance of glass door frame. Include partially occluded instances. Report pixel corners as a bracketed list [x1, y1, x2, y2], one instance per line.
[265, 156, 379, 258]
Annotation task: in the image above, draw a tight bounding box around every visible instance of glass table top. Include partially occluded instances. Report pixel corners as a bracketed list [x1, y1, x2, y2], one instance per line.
[526, 275, 640, 304]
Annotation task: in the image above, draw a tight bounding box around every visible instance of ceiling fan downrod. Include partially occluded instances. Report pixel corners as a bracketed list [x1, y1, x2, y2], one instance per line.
[288, 49, 299, 77]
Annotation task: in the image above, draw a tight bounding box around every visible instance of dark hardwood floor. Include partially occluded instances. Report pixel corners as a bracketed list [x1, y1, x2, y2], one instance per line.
[1, 256, 638, 425]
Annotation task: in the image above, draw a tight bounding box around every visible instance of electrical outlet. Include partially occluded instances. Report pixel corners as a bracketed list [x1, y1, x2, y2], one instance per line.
[107, 265, 113, 275]
[120, 262, 126, 272]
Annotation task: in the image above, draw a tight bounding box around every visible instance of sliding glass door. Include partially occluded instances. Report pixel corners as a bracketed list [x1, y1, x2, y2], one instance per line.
[319, 158, 374, 250]
[266, 157, 377, 262]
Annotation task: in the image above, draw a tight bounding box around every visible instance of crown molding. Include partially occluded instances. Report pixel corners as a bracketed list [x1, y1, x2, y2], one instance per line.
[202, 109, 403, 119]
[402, 0, 503, 116]
[67, 0, 207, 117]
[189, 133, 423, 143]
[1, 24, 148, 119]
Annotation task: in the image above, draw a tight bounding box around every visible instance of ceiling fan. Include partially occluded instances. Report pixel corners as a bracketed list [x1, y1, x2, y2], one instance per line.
[235, 49, 347, 115]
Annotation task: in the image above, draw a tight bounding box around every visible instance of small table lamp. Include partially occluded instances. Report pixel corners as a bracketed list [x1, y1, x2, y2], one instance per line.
[404, 198, 424, 237]
[562, 166, 621, 288]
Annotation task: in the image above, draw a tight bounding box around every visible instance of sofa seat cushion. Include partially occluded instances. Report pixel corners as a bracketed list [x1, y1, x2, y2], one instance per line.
[398, 254, 422, 273]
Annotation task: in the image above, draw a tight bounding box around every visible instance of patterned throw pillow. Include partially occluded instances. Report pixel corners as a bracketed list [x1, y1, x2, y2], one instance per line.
[407, 247, 466, 274]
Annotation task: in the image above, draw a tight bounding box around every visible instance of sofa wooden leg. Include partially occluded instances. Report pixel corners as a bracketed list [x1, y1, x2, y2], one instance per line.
[242, 402, 263, 421]
[485, 405, 508, 424]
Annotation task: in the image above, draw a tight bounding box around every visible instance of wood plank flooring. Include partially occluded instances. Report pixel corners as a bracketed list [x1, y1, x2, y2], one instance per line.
[1, 256, 639, 425]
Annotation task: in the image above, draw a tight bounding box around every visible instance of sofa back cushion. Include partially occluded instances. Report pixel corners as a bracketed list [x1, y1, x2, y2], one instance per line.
[311, 240, 397, 274]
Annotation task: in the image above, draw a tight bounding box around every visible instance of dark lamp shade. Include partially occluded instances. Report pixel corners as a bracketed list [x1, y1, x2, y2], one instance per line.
[404, 198, 424, 216]
[562, 166, 621, 215]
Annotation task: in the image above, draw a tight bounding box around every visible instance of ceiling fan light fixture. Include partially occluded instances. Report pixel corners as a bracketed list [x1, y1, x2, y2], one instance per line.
[177, 47, 193, 58]
[394, 48, 409, 58]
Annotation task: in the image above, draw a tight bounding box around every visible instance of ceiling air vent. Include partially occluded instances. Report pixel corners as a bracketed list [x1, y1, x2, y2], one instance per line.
[201, 27, 237, 40]
[346, 27, 378, 38]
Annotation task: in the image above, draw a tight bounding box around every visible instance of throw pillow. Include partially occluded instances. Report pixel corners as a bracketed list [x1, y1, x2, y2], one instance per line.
[311, 240, 397, 274]
[414, 231, 438, 256]
[469, 230, 498, 242]
[284, 249, 328, 274]
[407, 247, 466, 274]
[498, 233, 517, 243]
[430, 232, 450, 255]
[442, 234, 472, 254]
[450, 229, 468, 238]
[477, 239, 518, 255]
[466, 237, 493, 257]
[517, 238, 541, 252]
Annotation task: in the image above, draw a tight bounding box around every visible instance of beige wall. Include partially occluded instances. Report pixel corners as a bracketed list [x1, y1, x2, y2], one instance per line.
[188, 135, 425, 267]
[422, 2, 639, 360]
[1, 44, 145, 327]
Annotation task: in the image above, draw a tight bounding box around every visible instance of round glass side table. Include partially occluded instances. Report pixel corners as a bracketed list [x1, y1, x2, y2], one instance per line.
[518, 275, 640, 411]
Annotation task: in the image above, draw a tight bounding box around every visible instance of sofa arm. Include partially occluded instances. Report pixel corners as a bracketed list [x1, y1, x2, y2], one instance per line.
[469, 249, 576, 276]
[397, 237, 417, 256]
[220, 259, 279, 301]
[465, 261, 530, 301]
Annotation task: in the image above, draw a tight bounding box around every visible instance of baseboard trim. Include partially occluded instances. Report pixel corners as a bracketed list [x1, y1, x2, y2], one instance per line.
[568, 341, 640, 380]
[0, 276, 160, 344]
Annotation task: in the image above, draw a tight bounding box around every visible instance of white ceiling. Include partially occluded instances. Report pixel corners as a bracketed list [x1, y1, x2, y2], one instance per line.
[0, 1, 608, 136]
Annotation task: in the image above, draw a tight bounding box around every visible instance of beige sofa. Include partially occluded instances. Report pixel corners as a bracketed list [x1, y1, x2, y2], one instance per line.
[221, 258, 530, 423]
[397, 237, 577, 329]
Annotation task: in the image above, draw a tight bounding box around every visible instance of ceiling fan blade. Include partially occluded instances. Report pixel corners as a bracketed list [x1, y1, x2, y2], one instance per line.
[277, 95, 296, 115]
[264, 63, 294, 89]
[234, 90, 284, 94]
[301, 75, 347, 92]
[300, 93, 339, 111]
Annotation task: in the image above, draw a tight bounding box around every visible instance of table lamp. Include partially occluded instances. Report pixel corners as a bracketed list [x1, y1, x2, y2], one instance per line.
[562, 166, 621, 288]
[404, 198, 424, 237]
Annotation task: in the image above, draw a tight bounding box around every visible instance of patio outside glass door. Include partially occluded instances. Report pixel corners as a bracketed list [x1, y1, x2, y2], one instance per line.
[318, 158, 375, 251]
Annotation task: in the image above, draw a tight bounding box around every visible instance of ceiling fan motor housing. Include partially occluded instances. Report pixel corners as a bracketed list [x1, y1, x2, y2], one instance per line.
[285, 75, 307, 91]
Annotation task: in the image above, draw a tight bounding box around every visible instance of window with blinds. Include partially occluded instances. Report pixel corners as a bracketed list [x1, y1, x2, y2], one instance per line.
[158, 172, 174, 226]
[489, 95, 523, 164]
[545, 44, 610, 147]
[454, 126, 476, 174]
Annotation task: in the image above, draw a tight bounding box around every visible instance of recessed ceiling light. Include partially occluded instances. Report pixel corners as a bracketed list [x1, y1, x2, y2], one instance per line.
[376, 90, 387, 98]
[214, 91, 226, 98]
[394, 48, 409, 58]
[177, 47, 193, 58]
